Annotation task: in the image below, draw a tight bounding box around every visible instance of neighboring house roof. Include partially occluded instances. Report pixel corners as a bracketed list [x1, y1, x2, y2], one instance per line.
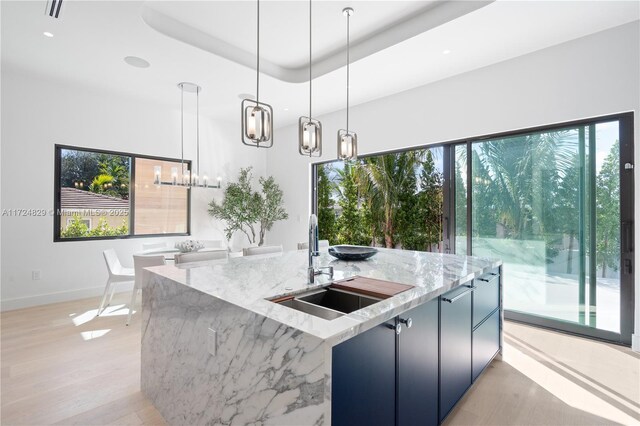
[61, 187, 129, 210]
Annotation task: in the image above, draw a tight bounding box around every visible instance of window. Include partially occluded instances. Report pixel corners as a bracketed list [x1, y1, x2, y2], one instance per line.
[133, 157, 189, 235]
[54, 145, 190, 241]
[314, 147, 445, 252]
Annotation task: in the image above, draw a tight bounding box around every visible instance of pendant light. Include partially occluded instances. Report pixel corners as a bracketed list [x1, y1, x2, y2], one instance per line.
[155, 82, 221, 189]
[298, 0, 322, 157]
[337, 7, 357, 161]
[241, 0, 273, 148]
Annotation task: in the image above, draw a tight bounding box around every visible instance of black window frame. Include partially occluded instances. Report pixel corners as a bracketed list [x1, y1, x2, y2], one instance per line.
[54, 144, 192, 242]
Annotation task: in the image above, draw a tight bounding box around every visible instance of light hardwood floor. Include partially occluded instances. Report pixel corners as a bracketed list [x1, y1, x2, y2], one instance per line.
[1, 293, 639, 426]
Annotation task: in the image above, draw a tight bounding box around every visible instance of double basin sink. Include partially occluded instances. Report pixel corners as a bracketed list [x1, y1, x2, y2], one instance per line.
[270, 286, 382, 321]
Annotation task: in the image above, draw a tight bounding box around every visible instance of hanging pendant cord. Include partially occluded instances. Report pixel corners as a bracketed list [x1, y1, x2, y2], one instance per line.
[180, 84, 184, 182]
[196, 87, 200, 180]
[256, 0, 260, 105]
[309, 0, 312, 119]
[346, 11, 350, 134]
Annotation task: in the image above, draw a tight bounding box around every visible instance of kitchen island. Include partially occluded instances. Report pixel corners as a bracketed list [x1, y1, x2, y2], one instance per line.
[141, 248, 502, 425]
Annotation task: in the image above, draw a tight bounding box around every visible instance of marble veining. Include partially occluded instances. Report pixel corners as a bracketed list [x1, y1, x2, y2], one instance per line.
[144, 248, 500, 347]
[142, 249, 501, 425]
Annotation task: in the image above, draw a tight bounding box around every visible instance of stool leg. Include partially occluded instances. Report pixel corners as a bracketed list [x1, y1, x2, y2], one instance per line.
[107, 283, 117, 307]
[126, 283, 138, 326]
[97, 278, 111, 316]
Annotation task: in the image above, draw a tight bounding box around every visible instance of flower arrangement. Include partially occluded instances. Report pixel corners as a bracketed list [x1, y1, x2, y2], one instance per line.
[175, 240, 204, 253]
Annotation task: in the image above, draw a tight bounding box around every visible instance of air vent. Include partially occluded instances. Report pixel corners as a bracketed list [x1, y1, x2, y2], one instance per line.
[45, 0, 63, 19]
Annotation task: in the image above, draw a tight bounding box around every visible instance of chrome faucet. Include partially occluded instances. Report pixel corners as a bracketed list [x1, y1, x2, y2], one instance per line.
[308, 214, 333, 284]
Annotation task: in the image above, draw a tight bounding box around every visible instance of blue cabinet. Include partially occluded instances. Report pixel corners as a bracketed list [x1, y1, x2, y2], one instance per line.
[398, 298, 439, 426]
[332, 300, 439, 426]
[472, 272, 500, 327]
[472, 268, 501, 381]
[332, 319, 396, 426]
[333, 270, 501, 426]
[439, 285, 473, 422]
[472, 309, 500, 381]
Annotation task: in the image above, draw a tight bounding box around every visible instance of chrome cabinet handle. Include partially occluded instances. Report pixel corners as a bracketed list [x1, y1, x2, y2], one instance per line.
[387, 323, 402, 335]
[399, 317, 412, 329]
[442, 287, 473, 303]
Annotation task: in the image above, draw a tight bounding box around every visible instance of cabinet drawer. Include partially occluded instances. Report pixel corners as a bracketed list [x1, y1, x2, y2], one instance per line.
[472, 309, 500, 381]
[473, 273, 499, 327]
[439, 287, 472, 422]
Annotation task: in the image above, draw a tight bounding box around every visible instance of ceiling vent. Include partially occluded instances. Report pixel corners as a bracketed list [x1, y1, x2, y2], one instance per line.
[45, 0, 63, 19]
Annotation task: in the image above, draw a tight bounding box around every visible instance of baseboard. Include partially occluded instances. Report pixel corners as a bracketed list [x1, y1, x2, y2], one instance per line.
[632, 334, 640, 352]
[0, 282, 134, 312]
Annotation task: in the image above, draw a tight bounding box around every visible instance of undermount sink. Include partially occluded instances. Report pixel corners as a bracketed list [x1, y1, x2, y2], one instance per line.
[271, 287, 382, 321]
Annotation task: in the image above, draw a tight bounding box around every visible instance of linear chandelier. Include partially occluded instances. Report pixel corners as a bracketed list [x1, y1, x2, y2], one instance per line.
[155, 82, 221, 189]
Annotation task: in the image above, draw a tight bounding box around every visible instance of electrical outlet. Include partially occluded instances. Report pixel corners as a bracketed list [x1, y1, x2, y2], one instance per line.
[207, 328, 217, 356]
[32, 270, 41, 280]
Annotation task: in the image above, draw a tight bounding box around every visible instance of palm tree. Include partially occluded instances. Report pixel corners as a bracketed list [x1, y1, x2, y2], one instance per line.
[362, 151, 424, 248]
[473, 130, 576, 239]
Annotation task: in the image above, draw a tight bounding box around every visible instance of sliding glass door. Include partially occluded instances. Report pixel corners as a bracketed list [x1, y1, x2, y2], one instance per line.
[454, 113, 634, 344]
[311, 112, 633, 344]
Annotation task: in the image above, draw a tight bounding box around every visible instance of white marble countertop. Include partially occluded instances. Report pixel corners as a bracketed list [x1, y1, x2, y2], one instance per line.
[145, 248, 501, 346]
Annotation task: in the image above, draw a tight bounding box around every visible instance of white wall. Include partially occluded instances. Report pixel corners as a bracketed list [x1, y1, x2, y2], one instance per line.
[266, 22, 640, 347]
[0, 65, 266, 310]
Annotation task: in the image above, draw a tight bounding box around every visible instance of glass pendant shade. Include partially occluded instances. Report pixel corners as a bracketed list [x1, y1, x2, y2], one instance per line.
[153, 166, 162, 185]
[242, 99, 273, 147]
[299, 117, 322, 156]
[337, 7, 357, 161]
[241, 0, 273, 149]
[298, 0, 322, 157]
[171, 167, 178, 185]
[337, 129, 357, 160]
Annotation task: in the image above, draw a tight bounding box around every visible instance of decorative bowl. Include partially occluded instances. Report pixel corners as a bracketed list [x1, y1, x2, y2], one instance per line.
[175, 240, 204, 253]
[328, 245, 378, 261]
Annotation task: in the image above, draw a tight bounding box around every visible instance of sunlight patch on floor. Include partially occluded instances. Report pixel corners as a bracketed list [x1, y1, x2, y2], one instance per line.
[80, 329, 111, 340]
[502, 336, 639, 425]
[71, 304, 131, 326]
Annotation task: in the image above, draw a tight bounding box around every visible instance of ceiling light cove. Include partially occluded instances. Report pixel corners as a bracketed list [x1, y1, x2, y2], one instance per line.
[140, 1, 494, 83]
[123, 56, 150, 68]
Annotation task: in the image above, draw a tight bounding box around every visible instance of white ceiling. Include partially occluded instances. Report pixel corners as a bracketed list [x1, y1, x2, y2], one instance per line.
[1, 0, 639, 128]
[145, 1, 438, 69]
[141, 1, 491, 81]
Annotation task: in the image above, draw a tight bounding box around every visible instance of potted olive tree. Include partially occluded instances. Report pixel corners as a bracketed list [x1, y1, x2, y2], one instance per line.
[208, 167, 288, 247]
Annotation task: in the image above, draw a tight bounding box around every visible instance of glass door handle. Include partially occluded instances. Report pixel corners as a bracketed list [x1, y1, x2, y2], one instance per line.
[623, 221, 634, 253]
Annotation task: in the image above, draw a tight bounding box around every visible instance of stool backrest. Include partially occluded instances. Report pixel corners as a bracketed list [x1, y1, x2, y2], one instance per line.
[103, 249, 124, 277]
[133, 255, 166, 288]
[242, 245, 283, 256]
[174, 250, 228, 264]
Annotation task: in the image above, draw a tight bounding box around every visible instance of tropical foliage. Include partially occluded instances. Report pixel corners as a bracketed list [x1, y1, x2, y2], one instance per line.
[60, 149, 130, 199]
[318, 149, 444, 251]
[318, 131, 621, 277]
[595, 141, 620, 276]
[61, 216, 128, 238]
[208, 167, 288, 246]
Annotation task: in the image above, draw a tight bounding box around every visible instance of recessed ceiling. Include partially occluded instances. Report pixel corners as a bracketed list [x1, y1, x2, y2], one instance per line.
[1, 1, 638, 128]
[141, 1, 492, 82]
